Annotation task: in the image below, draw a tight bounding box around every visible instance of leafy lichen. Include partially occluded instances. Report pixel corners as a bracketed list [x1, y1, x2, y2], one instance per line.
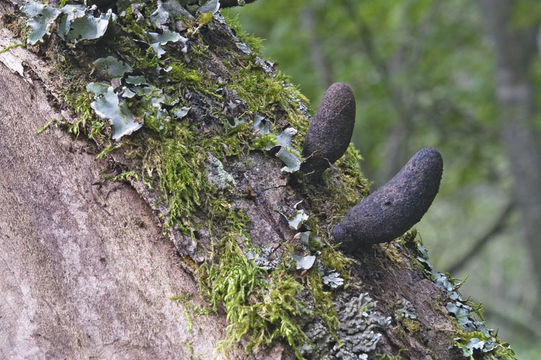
[411, 240, 516, 359]
[20, 1, 511, 359]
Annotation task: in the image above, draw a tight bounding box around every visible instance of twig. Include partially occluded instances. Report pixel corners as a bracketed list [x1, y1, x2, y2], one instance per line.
[446, 200, 515, 274]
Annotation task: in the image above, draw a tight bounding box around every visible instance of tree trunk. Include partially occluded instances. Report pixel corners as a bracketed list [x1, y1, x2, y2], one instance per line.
[0, 1, 513, 359]
[477, 0, 541, 317]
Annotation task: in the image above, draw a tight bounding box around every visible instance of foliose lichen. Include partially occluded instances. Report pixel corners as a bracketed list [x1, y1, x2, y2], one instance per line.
[299, 292, 392, 359]
[414, 241, 516, 359]
[20, 1, 361, 358]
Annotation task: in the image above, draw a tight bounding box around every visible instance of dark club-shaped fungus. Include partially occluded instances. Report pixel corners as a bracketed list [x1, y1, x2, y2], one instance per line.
[301, 82, 356, 177]
[333, 147, 443, 251]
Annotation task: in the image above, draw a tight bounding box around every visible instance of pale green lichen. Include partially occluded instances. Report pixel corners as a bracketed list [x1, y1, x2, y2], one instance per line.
[20, 1, 505, 359]
[413, 241, 516, 359]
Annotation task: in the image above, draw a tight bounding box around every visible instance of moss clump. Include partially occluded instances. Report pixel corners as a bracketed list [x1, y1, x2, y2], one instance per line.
[401, 317, 420, 333]
[168, 60, 204, 84]
[196, 229, 307, 357]
[221, 11, 263, 53]
[21, 2, 373, 358]
[142, 129, 210, 232]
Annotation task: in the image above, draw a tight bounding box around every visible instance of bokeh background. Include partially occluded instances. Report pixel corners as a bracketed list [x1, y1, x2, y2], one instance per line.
[225, 0, 541, 357]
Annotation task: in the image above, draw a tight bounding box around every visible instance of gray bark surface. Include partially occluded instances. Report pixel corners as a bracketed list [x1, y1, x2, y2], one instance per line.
[0, 33, 252, 360]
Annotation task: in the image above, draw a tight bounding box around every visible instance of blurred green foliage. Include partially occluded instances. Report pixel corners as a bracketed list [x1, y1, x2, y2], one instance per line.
[225, 0, 541, 357]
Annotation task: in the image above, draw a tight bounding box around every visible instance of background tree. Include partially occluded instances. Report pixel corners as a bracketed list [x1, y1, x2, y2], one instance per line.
[230, 0, 541, 357]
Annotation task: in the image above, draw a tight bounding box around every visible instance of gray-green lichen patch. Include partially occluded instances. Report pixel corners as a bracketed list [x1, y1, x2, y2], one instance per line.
[300, 292, 392, 359]
[22, 1, 114, 46]
[148, 30, 184, 58]
[398, 298, 417, 320]
[198, 0, 220, 14]
[86, 82, 143, 141]
[93, 56, 133, 78]
[414, 241, 516, 359]
[21, 1, 60, 45]
[206, 152, 236, 190]
[291, 254, 316, 271]
[320, 269, 344, 290]
[252, 115, 302, 173]
[283, 202, 309, 231]
[59, 7, 112, 44]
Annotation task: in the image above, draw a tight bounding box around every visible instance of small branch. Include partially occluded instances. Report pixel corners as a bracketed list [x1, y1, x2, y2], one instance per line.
[446, 200, 515, 274]
[220, 0, 259, 8]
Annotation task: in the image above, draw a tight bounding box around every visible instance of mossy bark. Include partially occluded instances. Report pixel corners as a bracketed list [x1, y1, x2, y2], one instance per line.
[0, 1, 512, 359]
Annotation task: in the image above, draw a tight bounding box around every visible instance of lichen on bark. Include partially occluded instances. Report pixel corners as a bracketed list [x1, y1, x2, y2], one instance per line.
[1, 0, 517, 359]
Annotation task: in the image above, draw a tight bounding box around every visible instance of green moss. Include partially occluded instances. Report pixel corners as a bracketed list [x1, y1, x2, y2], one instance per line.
[60, 84, 101, 137]
[26, 3, 369, 359]
[103, 171, 140, 183]
[168, 60, 204, 84]
[170, 292, 215, 334]
[231, 69, 287, 112]
[36, 118, 56, 135]
[0, 42, 24, 54]
[221, 11, 263, 53]
[2, 11, 27, 39]
[142, 127, 209, 232]
[318, 243, 355, 283]
[307, 270, 340, 331]
[196, 229, 307, 358]
[400, 317, 420, 333]
[335, 144, 370, 198]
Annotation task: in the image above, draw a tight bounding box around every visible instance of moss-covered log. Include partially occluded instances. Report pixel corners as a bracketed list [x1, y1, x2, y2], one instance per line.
[0, 1, 515, 359]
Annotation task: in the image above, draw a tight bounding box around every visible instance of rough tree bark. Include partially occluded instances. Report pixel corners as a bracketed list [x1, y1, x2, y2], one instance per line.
[0, 1, 514, 359]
